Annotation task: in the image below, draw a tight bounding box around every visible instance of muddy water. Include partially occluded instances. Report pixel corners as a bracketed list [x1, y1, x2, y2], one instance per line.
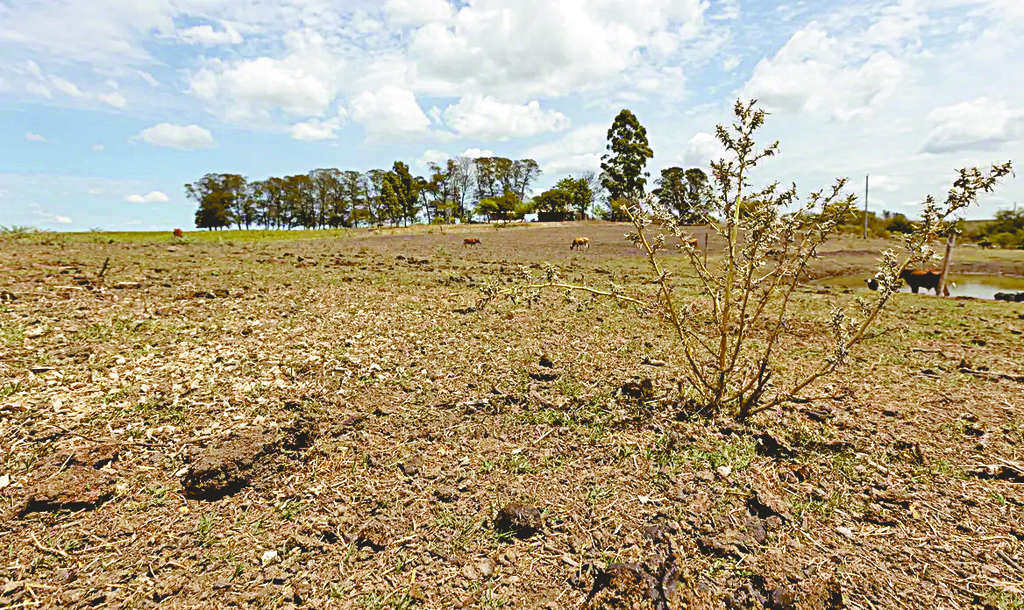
[818, 274, 1024, 299]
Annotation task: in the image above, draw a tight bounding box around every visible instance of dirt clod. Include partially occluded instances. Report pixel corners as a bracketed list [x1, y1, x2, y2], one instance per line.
[18, 466, 115, 517]
[495, 503, 542, 539]
[181, 429, 281, 500]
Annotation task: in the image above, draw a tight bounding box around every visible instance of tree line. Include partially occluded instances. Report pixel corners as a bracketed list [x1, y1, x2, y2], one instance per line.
[188, 109, 713, 230]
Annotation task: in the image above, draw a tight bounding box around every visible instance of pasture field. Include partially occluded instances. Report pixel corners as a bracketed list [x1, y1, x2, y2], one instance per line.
[1, 222, 1023, 609]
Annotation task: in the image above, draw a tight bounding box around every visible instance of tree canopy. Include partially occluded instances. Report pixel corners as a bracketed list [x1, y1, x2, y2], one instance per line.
[600, 109, 653, 204]
[653, 167, 711, 224]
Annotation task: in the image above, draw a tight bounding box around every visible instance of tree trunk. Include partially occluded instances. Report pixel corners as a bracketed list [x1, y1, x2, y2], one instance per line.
[938, 233, 956, 296]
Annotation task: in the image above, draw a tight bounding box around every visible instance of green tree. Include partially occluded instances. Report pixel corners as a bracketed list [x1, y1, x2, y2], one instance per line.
[308, 168, 346, 228]
[885, 213, 916, 234]
[340, 170, 368, 227]
[426, 163, 461, 223]
[475, 193, 523, 219]
[555, 176, 595, 218]
[379, 178, 401, 226]
[474, 157, 502, 203]
[532, 188, 572, 213]
[366, 169, 394, 227]
[250, 177, 287, 229]
[280, 175, 315, 228]
[390, 161, 421, 226]
[186, 173, 247, 230]
[654, 167, 711, 224]
[600, 109, 653, 204]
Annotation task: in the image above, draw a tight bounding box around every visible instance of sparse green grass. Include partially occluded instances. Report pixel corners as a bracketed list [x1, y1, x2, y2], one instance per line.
[643, 434, 758, 472]
[0, 382, 22, 400]
[1, 323, 24, 345]
[196, 512, 216, 545]
[277, 499, 303, 521]
[791, 489, 848, 520]
[119, 397, 184, 424]
[978, 590, 1024, 610]
[359, 591, 415, 610]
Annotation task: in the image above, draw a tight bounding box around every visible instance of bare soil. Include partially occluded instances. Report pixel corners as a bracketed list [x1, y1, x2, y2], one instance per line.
[1, 222, 1023, 609]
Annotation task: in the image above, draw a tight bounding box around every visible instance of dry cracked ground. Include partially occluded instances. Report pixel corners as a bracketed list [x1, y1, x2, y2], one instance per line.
[1, 222, 1023, 610]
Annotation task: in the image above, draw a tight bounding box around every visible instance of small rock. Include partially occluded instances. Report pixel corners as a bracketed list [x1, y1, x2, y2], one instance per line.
[476, 558, 495, 578]
[24, 326, 46, 338]
[462, 564, 479, 580]
[408, 584, 426, 602]
[837, 526, 854, 540]
[261, 550, 278, 566]
[717, 465, 733, 478]
[399, 455, 423, 477]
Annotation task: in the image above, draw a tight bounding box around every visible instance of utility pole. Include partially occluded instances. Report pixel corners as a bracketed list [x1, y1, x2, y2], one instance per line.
[862, 175, 869, 239]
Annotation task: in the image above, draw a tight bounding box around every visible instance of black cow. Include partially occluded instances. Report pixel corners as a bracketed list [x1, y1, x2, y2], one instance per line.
[866, 269, 950, 296]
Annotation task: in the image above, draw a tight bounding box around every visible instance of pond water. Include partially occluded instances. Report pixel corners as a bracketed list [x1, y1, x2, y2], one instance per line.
[818, 274, 1024, 300]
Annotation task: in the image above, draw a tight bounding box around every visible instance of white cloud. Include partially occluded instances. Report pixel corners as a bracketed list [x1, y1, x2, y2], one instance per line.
[88, 188, 105, 195]
[680, 132, 727, 168]
[92, 144, 104, 152]
[742, 21, 907, 121]
[412, 148, 453, 173]
[922, 97, 1024, 154]
[384, 0, 454, 27]
[0, 0, 174, 65]
[440, 95, 570, 140]
[135, 123, 215, 150]
[289, 117, 343, 141]
[98, 91, 128, 108]
[25, 132, 45, 142]
[125, 191, 170, 203]
[460, 148, 495, 159]
[26, 82, 52, 98]
[419, 149, 450, 165]
[50, 76, 83, 97]
[22, 60, 43, 79]
[350, 86, 431, 140]
[28, 203, 72, 224]
[406, 0, 708, 99]
[187, 31, 340, 124]
[178, 24, 243, 46]
[523, 124, 606, 174]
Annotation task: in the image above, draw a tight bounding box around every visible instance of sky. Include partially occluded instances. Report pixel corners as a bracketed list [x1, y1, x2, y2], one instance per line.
[1, 0, 1022, 232]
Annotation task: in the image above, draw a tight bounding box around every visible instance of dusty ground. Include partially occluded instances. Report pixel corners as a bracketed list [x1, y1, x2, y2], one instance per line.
[1, 222, 1023, 609]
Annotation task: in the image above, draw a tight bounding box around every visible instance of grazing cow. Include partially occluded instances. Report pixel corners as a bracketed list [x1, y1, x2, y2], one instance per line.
[866, 269, 951, 296]
[463, 238, 481, 247]
[173, 228, 184, 238]
[570, 237, 590, 251]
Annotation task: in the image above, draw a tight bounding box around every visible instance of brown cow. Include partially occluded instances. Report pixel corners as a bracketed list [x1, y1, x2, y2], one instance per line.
[570, 237, 590, 251]
[866, 269, 951, 296]
[463, 238, 481, 247]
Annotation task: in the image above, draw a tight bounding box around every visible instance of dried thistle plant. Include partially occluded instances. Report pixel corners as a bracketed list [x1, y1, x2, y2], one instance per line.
[482, 99, 1012, 421]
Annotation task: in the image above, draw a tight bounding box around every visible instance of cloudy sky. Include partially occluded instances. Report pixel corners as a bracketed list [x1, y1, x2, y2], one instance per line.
[1, 0, 1021, 231]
